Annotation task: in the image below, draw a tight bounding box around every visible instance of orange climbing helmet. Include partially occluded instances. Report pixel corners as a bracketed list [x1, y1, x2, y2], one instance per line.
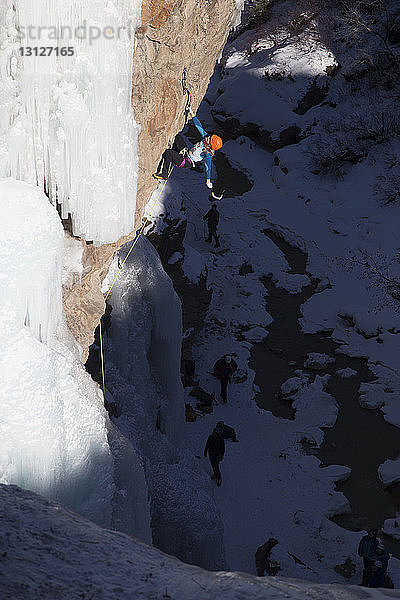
[210, 134, 223, 151]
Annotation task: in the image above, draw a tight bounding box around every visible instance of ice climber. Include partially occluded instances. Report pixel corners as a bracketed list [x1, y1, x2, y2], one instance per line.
[203, 204, 220, 247]
[153, 107, 223, 188]
[204, 428, 225, 486]
[213, 355, 238, 403]
[358, 529, 379, 586]
[215, 421, 238, 442]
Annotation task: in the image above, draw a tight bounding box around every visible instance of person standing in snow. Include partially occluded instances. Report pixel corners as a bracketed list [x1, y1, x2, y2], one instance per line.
[215, 421, 238, 442]
[203, 204, 220, 247]
[358, 529, 379, 586]
[369, 542, 390, 588]
[153, 108, 223, 188]
[255, 539, 279, 576]
[213, 355, 238, 403]
[204, 428, 225, 486]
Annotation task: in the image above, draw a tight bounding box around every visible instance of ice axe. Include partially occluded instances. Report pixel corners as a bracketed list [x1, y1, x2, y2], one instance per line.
[211, 189, 225, 201]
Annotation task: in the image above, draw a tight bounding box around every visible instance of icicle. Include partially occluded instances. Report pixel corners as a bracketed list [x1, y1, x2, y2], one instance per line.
[0, 0, 142, 244]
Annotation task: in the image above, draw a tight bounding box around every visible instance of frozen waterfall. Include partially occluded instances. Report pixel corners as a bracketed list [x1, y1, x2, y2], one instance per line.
[0, 179, 150, 541]
[0, 0, 141, 244]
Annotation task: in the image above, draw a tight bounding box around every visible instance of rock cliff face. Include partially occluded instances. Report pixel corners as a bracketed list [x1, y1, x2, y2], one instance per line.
[132, 0, 238, 220]
[63, 0, 239, 358]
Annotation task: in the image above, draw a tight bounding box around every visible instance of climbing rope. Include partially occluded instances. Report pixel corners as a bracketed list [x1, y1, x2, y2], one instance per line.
[99, 170, 173, 396]
[99, 69, 193, 397]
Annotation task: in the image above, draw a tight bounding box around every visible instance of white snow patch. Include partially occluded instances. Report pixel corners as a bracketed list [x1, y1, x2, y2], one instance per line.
[383, 518, 400, 541]
[359, 383, 386, 410]
[62, 234, 84, 288]
[281, 376, 305, 397]
[274, 272, 310, 293]
[182, 243, 206, 283]
[242, 326, 268, 342]
[2, 484, 397, 600]
[336, 368, 357, 379]
[379, 458, 400, 487]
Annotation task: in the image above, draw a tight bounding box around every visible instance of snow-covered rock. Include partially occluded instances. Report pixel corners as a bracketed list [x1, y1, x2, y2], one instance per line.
[274, 272, 310, 293]
[336, 368, 357, 379]
[2, 484, 399, 600]
[281, 376, 305, 397]
[378, 458, 400, 487]
[359, 383, 387, 410]
[383, 518, 400, 541]
[304, 353, 335, 370]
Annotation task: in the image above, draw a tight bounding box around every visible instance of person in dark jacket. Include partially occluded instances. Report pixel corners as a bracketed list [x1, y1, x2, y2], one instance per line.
[255, 539, 279, 576]
[204, 430, 225, 486]
[358, 529, 379, 586]
[369, 542, 390, 588]
[203, 204, 220, 247]
[213, 355, 238, 403]
[215, 421, 238, 442]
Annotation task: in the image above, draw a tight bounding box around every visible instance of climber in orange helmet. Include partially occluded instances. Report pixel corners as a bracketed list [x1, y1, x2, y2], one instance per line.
[153, 107, 223, 189]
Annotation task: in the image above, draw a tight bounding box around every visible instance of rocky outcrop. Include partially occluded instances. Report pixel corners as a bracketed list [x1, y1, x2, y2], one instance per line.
[132, 0, 239, 221]
[62, 237, 117, 361]
[63, 0, 240, 359]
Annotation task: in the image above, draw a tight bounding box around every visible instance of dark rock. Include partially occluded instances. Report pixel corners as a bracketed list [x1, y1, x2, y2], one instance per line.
[334, 557, 356, 579]
[325, 64, 340, 77]
[389, 14, 400, 44]
[212, 112, 303, 150]
[239, 262, 254, 276]
[105, 400, 121, 419]
[190, 386, 215, 407]
[293, 79, 329, 115]
[273, 125, 303, 148]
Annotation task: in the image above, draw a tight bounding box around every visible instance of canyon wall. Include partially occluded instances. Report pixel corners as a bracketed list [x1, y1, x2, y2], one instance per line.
[63, 0, 240, 358]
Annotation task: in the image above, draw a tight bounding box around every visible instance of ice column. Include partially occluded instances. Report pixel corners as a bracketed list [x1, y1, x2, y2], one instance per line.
[0, 0, 141, 244]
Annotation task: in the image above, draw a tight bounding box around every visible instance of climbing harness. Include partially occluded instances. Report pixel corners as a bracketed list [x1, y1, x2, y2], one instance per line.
[99, 170, 174, 397]
[182, 67, 192, 125]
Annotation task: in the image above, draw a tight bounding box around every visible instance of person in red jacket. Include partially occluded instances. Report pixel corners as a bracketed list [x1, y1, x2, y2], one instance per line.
[213, 355, 238, 403]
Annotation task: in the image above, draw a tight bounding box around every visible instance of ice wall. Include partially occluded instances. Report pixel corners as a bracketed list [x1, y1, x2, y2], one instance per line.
[0, 179, 150, 541]
[0, 178, 64, 344]
[101, 236, 225, 570]
[104, 235, 184, 442]
[0, 0, 141, 244]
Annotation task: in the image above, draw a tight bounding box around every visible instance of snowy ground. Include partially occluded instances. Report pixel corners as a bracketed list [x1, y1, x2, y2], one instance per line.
[3, 483, 400, 600]
[140, 5, 400, 585]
